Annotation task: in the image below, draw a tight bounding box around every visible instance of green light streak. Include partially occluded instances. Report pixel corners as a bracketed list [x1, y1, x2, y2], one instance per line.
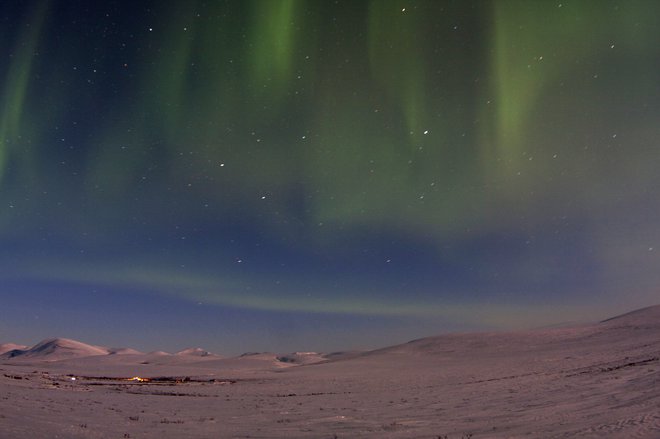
[483, 0, 659, 177]
[14, 260, 603, 327]
[147, 2, 198, 134]
[367, 1, 428, 138]
[0, 1, 48, 185]
[248, 0, 300, 99]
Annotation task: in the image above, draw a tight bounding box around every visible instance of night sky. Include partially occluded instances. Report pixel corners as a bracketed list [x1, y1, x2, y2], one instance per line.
[1, 0, 659, 354]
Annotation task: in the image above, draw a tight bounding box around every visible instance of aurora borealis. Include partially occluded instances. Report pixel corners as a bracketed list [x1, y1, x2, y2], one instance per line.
[1, 0, 659, 353]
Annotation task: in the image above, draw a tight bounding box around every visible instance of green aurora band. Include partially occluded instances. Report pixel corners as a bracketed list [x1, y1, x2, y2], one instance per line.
[1, 1, 659, 323]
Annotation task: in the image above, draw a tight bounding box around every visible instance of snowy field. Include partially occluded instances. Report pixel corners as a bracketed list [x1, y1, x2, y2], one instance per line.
[2, 306, 660, 438]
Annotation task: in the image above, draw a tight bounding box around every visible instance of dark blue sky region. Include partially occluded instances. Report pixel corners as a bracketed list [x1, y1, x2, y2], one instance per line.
[1, 0, 659, 354]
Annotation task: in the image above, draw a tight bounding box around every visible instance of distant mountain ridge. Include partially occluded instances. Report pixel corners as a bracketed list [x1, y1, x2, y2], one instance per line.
[0, 338, 109, 361]
[2, 305, 658, 365]
[0, 338, 223, 362]
[175, 347, 215, 357]
[600, 304, 660, 326]
[0, 343, 29, 356]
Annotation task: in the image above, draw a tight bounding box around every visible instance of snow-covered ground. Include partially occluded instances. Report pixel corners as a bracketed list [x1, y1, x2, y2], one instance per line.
[1, 305, 659, 438]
